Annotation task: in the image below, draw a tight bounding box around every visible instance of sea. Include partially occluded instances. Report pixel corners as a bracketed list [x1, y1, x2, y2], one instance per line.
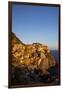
[50, 50, 60, 63]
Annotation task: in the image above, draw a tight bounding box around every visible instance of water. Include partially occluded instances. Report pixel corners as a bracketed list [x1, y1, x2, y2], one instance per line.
[50, 50, 60, 63]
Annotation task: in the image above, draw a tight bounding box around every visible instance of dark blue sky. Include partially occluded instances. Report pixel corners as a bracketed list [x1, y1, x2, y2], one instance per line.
[12, 4, 59, 49]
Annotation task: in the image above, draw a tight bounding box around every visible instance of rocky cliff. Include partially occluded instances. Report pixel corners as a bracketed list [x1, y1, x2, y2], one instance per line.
[11, 32, 56, 74]
[11, 32, 59, 85]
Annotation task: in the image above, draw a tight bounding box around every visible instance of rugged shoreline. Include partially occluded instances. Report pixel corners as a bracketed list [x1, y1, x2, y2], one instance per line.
[11, 32, 60, 85]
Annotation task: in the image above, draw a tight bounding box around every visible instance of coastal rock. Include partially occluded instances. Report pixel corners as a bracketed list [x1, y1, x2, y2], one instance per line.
[11, 32, 56, 74]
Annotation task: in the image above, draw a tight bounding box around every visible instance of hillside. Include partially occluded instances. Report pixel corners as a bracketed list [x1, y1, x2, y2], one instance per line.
[11, 32, 59, 85]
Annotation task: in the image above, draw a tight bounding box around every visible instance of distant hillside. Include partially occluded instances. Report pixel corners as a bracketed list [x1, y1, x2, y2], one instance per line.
[11, 32, 25, 45]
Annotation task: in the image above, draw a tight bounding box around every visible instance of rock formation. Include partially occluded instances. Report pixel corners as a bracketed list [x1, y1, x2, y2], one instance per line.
[10, 32, 60, 85]
[11, 32, 56, 74]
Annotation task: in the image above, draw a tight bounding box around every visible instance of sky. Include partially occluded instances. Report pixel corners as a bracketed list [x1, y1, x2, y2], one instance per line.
[12, 4, 59, 50]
